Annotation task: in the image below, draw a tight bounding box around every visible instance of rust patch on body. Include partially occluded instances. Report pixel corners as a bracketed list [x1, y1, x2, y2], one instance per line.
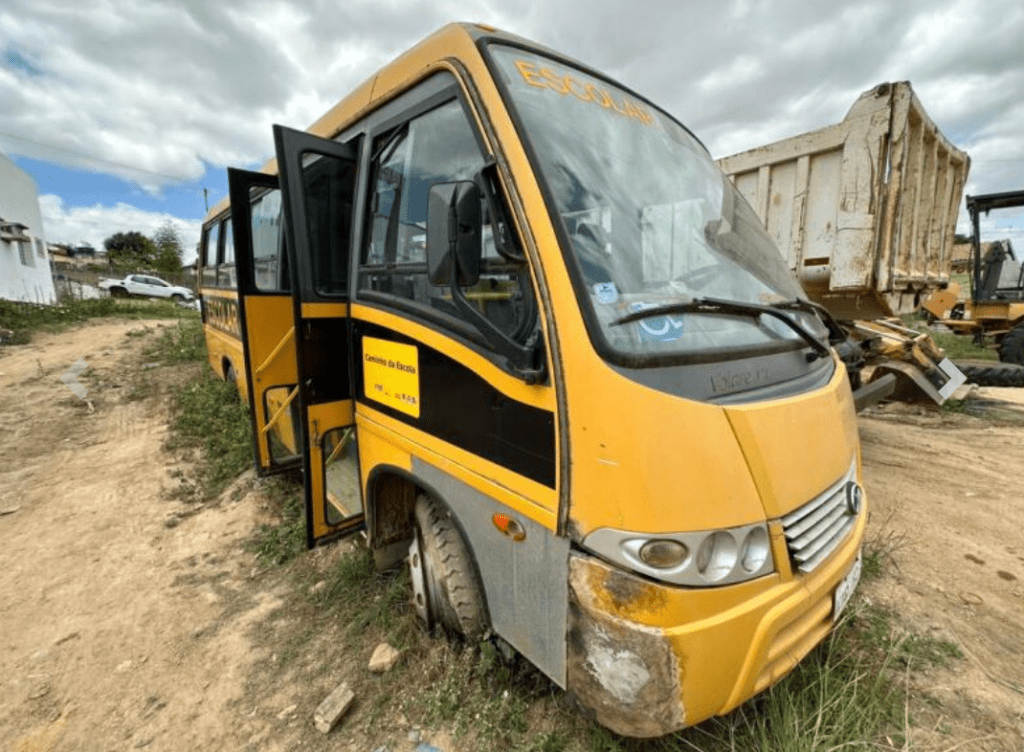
[601, 565, 667, 617]
[566, 553, 685, 737]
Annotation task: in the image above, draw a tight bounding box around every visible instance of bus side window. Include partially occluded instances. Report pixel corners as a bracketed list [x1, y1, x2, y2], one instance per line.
[219, 217, 236, 289]
[359, 98, 535, 343]
[202, 222, 219, 287]
[250, 188, 289, 292]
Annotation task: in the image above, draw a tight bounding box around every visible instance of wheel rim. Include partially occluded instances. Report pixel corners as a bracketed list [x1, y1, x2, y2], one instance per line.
[407, 532, 433, 628]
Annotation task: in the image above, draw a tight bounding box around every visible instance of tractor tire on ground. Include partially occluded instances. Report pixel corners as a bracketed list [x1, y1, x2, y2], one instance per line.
[413, 493, 487, 639]
[998, 325, 1024, 365]
[954, 360, 1024, 387]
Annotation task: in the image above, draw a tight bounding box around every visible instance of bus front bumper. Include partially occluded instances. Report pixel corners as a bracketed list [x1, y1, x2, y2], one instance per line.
[565, 512, 865, 738]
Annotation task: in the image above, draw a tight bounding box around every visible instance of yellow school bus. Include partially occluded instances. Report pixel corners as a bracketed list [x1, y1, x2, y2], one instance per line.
[205, 23, 866, 737]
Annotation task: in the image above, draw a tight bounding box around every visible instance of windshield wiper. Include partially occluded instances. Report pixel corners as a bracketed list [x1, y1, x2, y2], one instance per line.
[771, 298, 846, 343]
[611, 296, 832, 361]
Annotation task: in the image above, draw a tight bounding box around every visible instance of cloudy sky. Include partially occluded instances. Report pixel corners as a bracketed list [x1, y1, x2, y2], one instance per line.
[2, 0, 1022, 263]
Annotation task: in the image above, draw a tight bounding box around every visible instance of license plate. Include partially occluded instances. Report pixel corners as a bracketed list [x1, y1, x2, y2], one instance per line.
[833, 551, 862, 621]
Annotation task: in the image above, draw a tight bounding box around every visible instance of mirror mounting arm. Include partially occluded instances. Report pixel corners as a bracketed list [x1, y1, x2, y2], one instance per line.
[446, 249, 546, 385]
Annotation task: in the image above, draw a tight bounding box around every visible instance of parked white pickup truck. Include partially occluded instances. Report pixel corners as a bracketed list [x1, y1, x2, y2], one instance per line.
[98, 274, 194, 302]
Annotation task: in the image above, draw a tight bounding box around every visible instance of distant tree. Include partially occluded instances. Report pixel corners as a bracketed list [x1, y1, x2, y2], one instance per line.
[151, 222, 184, 273]
[104, 231, 157, 270]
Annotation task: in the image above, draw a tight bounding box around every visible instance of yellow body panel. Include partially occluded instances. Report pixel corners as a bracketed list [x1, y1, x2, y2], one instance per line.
[724, 361, 858, 518]
[301, 302, 348, 319]
[566, 358, 767, 535]
[200, 288, 247, 396]
[202, 323, 247, 397]
[242, 295, 301, 466]
[356, 406, 558, 529]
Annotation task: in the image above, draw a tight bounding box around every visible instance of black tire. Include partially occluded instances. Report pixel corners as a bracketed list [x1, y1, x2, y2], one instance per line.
[225, 362, 237, 386]
[998, 324, 1024, 365]
[954, 359, 1024, 387]
[171, 293, 185, 302]
[413, 494, 487, 638]
[110, 287, 127, 298]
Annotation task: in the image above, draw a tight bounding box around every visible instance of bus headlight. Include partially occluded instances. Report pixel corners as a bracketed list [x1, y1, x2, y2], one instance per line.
[583, 522, 774, 587]
[740, 526, 771, 573]
[639, 539, 689, 568]
[695, 531, 738, 582]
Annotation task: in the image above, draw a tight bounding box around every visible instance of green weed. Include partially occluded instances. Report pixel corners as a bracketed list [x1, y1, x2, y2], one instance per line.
[166, 370, 252, 500]
[862, 524, 907, 582]
[246, 474, 305, 566]
[0, 297, 195, 344]
[145, 318, 207, 364]
[855, 605, 962, 669]
[412, 643, 532, 747]
[929, 330, 997, 361]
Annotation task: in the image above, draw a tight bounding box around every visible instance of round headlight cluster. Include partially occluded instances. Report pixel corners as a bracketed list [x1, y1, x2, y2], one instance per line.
[584, 522, 775, 586]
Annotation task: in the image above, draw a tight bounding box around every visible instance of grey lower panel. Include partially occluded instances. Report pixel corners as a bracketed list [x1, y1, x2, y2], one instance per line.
[412, 458, 569, 686]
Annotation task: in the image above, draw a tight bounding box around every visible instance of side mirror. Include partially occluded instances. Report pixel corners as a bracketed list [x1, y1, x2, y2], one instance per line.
[427, 181, 481, 286]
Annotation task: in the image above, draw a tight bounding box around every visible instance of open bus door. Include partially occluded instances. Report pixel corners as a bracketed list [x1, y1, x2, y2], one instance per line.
[228, 168, 304, 476]
[274, 125, 363, 546]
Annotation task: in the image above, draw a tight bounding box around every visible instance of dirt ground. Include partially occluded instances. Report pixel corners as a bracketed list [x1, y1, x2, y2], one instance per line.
[1, 321, 1022, 751]
[858, 399, 1024, 751]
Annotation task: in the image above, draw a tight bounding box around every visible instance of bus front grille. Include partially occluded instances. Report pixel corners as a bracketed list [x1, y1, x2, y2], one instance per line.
[780, 467, 860, 575]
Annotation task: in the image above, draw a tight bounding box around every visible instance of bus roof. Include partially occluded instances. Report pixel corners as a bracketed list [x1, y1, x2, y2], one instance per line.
[202, 21, 703, 224]
[204, 22, 509, 222]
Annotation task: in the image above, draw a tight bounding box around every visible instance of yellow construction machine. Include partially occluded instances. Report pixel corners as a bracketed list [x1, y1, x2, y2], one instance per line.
[921, 190, 1024, 386]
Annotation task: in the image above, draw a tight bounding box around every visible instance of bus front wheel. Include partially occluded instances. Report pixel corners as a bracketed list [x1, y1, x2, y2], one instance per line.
[409, 494, 487, 639]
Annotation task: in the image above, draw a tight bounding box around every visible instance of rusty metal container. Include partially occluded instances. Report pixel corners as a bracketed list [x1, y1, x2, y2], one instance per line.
[717, 82, 970, 320]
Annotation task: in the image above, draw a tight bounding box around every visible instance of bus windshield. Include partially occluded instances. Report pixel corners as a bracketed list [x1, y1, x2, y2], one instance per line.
[489, 45, 823, 362]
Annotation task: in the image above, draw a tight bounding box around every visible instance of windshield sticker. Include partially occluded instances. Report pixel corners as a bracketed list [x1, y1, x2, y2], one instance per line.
[593, 281, 619, 305]
[512, 59, 654, 127]
[363, 337, 420, 418]
[628, 301, 684, 343]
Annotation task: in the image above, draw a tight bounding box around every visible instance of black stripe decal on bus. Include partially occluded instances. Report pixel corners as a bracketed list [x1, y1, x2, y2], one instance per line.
[353, 320, 556, 489]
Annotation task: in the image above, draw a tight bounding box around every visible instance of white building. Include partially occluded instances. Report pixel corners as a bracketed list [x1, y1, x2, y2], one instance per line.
[1, 151, 56, 304]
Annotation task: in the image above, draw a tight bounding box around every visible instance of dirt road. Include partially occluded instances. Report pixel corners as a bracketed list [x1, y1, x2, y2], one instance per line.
[0, 320, 285, 752]
[858, 406, 1024, 750]
[1, 321, 1022, 751]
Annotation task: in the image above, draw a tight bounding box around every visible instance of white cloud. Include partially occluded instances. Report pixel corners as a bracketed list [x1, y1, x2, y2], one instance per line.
[697, 55, 764, 94]
[1, 0, 1022, 254]
[38, 195, 201, 264]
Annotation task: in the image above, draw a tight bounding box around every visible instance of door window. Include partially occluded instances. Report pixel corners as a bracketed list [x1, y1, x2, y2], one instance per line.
[251, 188, 289, 292]
[219, 218, 236, 288]
[303, 157, 354, 297]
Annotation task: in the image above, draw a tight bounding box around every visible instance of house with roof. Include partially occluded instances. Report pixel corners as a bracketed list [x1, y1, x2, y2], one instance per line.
[1, 151, 56, 304]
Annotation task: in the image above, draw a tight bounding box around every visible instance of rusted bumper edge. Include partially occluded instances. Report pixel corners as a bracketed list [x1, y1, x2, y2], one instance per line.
[566, 514, 866, 738]
[567, 552, 685, 738]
